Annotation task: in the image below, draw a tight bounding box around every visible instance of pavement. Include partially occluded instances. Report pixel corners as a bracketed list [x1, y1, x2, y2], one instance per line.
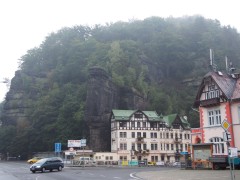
[136, 169, 240, 180]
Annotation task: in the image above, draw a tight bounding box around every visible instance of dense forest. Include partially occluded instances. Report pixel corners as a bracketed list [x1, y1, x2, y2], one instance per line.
[0, 16, 240, 159]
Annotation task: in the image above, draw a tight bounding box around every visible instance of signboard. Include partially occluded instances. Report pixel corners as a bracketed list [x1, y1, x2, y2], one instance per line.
[55, 143, 61, 153]
[68, 140, 81, 147]
[223, 131, 231, 142]
[221, 119, 230, 131]
[81, 139, 86, 147]
[228, 147, 238, 158]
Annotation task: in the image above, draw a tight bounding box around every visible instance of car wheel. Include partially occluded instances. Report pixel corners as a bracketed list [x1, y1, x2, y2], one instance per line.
[29, 161, 33, 164]
[58, 166, 62, 171]
[42, 167, 46, 173]
[50, 169, 53, 172]
[31, 170, 35, 173]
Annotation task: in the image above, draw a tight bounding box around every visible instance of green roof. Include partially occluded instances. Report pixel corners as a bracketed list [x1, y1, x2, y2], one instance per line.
[162, 114, 178, 126]
[111, 110, 191, 129]
[112, 109, 160, 121]
[142, 111, 160, 121]
[112, 109, 137, 120]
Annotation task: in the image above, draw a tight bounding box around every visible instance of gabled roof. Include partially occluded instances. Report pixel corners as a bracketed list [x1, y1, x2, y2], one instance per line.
[195, 71, 239, 105]
[111, 110, 191, 129]
[142, 111, 160, 121]
[112, 109, 137, 120]
[206, 71, 236, 99]
[163, 114, 178, 126]
[163, 114, 191, 129]
[111, 109, 161, 121]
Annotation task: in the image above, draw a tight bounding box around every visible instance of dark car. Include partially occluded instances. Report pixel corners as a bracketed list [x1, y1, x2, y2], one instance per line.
[30, 157, 64, 173]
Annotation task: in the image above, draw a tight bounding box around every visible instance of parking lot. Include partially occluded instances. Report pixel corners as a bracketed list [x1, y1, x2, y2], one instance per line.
[137, 169, 240, 180]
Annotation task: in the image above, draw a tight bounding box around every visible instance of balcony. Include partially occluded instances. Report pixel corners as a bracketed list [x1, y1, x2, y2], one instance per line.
[199, 97, 220, 107]
[133, 149, 149, 156]
[136, 137, 145, 143]
[174, 137, 182, 143]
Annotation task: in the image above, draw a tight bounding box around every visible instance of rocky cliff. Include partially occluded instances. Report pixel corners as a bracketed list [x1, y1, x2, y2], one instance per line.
[84, 67, 147, 151]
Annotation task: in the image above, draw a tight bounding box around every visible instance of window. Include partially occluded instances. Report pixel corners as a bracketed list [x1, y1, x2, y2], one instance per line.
[134, 113, 143, 119]
[171, 144, 174, 150]
[119, 122, 127, 128]
[137, 132, 141, 138]
[160, 133, 162, 139]
[208, 109, 221, 126]
[110, 156, 113, 160]
[150, 122, 157, 128]
[131, 122, 135, 127]
[150, 132, 157, 138]
[131, 132, 135, 138]
[209, 137, 224, 154]
[120, 132, 127, 138]
[120, 143, 127, 150]
[143, 143, 147, 150]
[137, 143, 141, 150]
[166, 133, 169, 139]
[151, 143, 158, 150]
[143, 132, 146, 138]
[171, 133, 173, 139]
[166, 144, 169, 150]
[120, 156, 127, 160]
[137, 122, 140, 128]
[131, 143, 135, 150]
[206, 85, 220, 99]
[142, 122, 146, 128]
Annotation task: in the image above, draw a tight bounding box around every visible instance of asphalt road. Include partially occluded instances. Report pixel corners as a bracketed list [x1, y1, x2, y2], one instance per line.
[137, 168, 240, 180]
[1, 161, 239, 180]
[0, 161, 166, 180]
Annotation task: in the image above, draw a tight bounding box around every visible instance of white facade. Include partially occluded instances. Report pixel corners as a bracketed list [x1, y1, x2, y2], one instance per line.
[111, 110, 191, 163]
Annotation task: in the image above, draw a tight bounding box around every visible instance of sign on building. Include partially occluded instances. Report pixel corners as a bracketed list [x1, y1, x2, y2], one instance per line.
[68, 140, 81, 147]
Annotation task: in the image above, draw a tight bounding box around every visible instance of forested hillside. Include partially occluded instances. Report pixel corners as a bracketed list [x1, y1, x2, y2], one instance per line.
[0, 16, 240, 159]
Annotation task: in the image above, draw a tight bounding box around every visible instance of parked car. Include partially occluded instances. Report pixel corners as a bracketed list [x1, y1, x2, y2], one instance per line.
[30, 157, 64, 173]
[147, 161, 156, 166]
[27, 157, 42, 164]
[156, 161, 165, 166]
[173, 161, 181, 167]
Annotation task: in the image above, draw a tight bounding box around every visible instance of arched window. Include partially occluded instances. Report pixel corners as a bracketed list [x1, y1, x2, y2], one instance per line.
[209, 137, 225, 155]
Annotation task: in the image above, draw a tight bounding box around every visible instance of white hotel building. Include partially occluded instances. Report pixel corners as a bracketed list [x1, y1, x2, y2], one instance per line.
[110, 109, 191, 163]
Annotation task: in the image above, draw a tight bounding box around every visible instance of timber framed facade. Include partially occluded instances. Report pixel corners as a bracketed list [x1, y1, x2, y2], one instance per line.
[110, 110, 191, 163]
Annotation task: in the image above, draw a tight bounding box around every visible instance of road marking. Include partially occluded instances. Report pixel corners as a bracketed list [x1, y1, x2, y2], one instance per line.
[113, 177, 121, 179]
[130, 172, 143, 179]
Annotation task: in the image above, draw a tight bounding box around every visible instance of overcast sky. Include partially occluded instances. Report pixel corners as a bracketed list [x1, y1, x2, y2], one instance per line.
[0, 0, 239, 102]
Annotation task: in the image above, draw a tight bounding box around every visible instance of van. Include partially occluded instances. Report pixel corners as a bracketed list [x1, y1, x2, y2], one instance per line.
[79, 157, 96, 165]
[30, 157, 64, 173]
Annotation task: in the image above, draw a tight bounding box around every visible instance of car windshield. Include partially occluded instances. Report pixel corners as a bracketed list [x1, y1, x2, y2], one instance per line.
[34, 158, 47, 164]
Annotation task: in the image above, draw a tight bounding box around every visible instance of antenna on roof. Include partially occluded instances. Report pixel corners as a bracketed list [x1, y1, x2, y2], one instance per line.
[209, 49, 217, 71]
[225, 56, 236, 75]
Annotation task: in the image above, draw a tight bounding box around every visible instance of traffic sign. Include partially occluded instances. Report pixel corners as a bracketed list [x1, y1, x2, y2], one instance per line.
[81, 139, 86, 147]
[55, 143, 61, 152]
[221, 119, 230, 131]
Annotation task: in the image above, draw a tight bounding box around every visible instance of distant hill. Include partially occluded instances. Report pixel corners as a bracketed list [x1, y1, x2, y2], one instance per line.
[0, 15, 240, 158]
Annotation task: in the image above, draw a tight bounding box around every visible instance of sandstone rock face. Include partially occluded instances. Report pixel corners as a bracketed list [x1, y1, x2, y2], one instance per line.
[84, 67, 146, 152]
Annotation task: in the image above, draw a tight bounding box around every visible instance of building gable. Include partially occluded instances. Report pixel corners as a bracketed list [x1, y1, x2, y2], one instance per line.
[194, 71, 238, 107]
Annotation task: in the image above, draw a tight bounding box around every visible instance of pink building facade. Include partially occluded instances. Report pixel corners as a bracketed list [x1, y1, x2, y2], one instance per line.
[192, 71, 240, 156]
